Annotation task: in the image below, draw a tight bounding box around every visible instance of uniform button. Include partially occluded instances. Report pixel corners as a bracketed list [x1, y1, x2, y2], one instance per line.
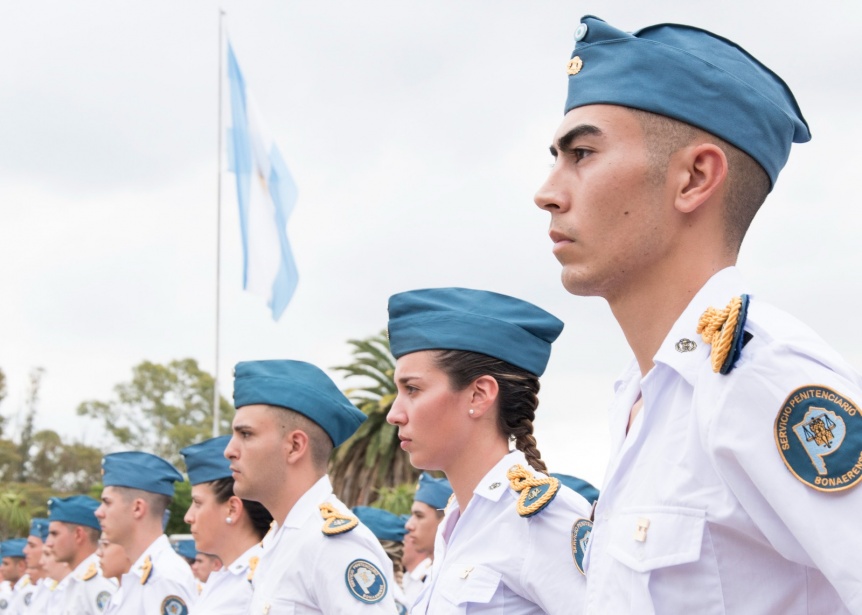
[575, 22, 588, 41]
[675, 338, 697, 352]
[489, 482, 501, 490]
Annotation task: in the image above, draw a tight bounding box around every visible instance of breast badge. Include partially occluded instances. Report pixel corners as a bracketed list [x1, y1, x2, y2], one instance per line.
[160, 596, 188, 615]
[345, 559, 388, 604]
[571, 518, 592, 576]
[775, 385, 862, 491]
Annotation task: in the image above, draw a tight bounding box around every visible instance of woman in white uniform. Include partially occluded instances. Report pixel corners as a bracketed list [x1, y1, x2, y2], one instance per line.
[386, 287, 592, 614]
[181, 435, 273, 614]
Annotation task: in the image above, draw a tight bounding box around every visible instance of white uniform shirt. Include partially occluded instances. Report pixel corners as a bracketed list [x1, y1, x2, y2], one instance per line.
[104, 535, 197, 615]
[584, 267, 862, 614]
[0, 581, 12, 613]
[26, 577, 51, 613]
[8, 575, 35, 615]
[402, 557, 432, 607]
[247, 475, 398, 614]
[191, 542, 261, 614]
[47, 574, 72, 614]
[412, 450, 591, 614]
[62, 552, 116, 615]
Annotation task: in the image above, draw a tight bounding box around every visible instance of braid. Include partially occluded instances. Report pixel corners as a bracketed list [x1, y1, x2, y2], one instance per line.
[432, 350, 547, 473]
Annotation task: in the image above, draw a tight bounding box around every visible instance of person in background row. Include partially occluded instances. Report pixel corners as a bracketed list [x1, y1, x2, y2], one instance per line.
[401, 472, 451, 607]
[35, 548, 71, 613]
[95, 536, 129, 586]
[352, 506, 410, 613]
[95, 451, 196, 615]
[386, 287, 593, 613]
[180, 434, 272, 614]
[0, 540, 28, 613]
[47, 495, 116, 614]
[173, 540, 196, 568]
[534, 14, 862, 613]
[225, 360, 398, 613]
[190, 553, 222, 586]
[19, 518, 49, 610]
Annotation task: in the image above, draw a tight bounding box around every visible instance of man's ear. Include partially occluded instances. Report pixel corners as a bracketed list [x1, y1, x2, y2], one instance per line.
[284, 429, 310, 465]
[673, 142, 728, 214]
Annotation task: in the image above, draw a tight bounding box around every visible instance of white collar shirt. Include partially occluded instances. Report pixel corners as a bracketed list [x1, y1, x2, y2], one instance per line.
[192, 542, 261, 614]
[411, 450, 591, 614]
[8, 575, 35, 615]
[402, 557, 432, 607]
[26, 577, 53, 613]
[61, 552, 116, 615]
[104, 534, 197, 615]
[583, 266, 862, 614]
[247, 475, 398, 614]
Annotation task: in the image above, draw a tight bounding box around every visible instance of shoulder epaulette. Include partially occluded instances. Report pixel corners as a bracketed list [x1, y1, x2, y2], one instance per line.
[506, 464, 560, 517]
[81, 562, 98, 581]
[696, 294, 750, 375]
[140, 555, 153, 585]
[319, 502, 358, 536]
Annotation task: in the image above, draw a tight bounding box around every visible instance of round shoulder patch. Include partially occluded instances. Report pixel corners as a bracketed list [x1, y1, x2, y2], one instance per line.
[775, 385, 862, 492]
[96, 591, 112, 611]
[160, 595, 188, 615]
[571, 518, 592, 576]
[345, 559, 388, 604]
[0, 598, 8, 609]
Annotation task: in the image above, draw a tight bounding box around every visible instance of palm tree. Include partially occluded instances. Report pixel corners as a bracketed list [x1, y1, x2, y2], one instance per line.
[330, 332, 420, 507]
[0, 489, 30, 539]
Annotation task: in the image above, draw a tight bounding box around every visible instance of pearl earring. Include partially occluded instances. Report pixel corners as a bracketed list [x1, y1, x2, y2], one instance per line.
[469, 408, 475, 416]
[226, 517, 233, 524]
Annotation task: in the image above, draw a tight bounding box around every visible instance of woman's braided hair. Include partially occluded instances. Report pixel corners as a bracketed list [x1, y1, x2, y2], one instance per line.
[432, 349, 547, 473]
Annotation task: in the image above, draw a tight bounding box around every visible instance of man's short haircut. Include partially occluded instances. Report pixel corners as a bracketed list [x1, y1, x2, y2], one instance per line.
[58, 521, 101, 546]
[267, 405, 334, 470]
[631, 108, 770, 252]
[110, 486, 173, 520]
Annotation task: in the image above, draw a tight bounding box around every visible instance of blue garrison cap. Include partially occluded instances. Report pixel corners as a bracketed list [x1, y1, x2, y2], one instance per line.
[101, 451, 184, 497]
[181, 436, 232, 486]
[0, 539, 26, 559]
[47, 496, 101, 531]
[173, 539, 197, 560]
[414, 472, 453, 510]
[29, 518, 49, 542]
[352, 506, 407, 543]
[387, 288, 563, 377]
[233, 360, 366, 447]
[564, 16, 810, 188]
[552, 473, 600, 505]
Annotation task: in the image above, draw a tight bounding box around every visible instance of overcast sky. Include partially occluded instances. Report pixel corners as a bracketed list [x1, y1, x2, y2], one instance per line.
[1, 1, 860, 487]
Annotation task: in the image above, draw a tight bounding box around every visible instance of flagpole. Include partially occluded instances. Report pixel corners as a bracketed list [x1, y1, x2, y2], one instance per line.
[212, 8, 225, 437]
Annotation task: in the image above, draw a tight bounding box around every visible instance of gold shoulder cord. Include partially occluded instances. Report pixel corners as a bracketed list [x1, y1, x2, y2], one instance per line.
[319, 502, 358, 536]
[507, 464, 560, 517]
[697, 294, 749, 374]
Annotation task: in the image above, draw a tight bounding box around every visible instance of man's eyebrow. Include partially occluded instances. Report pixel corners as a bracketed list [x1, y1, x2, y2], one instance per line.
[549, 124, 604, 157]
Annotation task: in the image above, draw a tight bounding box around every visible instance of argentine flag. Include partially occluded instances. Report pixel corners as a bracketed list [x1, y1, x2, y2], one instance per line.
[226, 42, 298, 320]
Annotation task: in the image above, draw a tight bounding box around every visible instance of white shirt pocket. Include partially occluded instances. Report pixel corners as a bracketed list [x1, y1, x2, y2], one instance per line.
[606, 506, 705, 572]
[437, 563, 503, 612]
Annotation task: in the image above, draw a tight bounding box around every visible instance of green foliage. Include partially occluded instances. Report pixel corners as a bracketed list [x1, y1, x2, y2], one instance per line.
[166, 480, 192, 535]
[0, 488, 30, 539]
[330, 332, 420, 507]
[372, 483, 416, 515]
[27, 431, 104, 493]
[76, 359, 234, 466]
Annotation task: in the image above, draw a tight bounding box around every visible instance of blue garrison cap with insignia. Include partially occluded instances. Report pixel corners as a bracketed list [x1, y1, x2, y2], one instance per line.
[173, 539, 197, 560]
[47, 495, 101, 531]
[180, 436, 232, 486]
[551, 473, 600, 505]
[352, 506, 407, 543]
[414, 472, 453, 510]
[233, 360, 366, 447]
[565, 15, 810, 188]
[29, 518, 49, 541]
[0, 539, 26, 559]
[387, 288, 563, 377]
[101, 451, 184, 497]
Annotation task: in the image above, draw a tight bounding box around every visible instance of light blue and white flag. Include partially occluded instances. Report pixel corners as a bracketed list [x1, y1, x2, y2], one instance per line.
[226, 42, 298, 320]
